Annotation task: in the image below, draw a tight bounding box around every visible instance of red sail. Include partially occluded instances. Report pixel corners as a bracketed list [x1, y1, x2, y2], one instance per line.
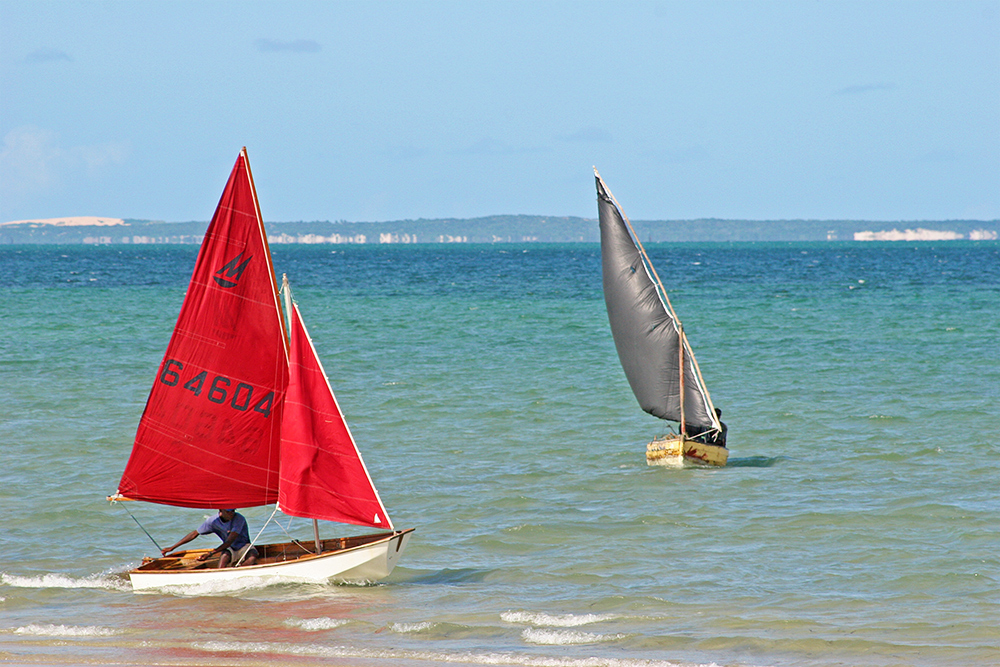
[118, 150, 289, 508]
[278, 303, 392, 529]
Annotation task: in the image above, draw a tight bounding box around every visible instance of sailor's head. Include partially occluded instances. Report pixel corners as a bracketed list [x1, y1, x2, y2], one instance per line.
[715, 408, 722, 417]
[219, 509, 237, 520]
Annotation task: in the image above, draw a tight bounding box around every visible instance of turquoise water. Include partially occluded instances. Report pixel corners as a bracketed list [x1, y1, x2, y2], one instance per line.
[2, 242, 998, 667]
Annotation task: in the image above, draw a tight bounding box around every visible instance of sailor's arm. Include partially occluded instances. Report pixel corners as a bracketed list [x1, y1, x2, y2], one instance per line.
[161, 530, 200, 556]
[197, 531, 240, 561]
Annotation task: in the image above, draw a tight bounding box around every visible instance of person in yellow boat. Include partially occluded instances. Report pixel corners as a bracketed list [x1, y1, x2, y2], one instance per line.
[684, 409, 728, 448]
[161, 509, 259, 567]
[707, 408, 728, 448]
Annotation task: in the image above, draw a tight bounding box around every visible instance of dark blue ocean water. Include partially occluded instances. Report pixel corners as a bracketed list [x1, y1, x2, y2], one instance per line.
[2, 242, 998, 667]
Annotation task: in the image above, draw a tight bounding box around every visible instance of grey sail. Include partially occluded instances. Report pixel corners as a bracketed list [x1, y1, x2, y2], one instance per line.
[596, 174, 718, 433]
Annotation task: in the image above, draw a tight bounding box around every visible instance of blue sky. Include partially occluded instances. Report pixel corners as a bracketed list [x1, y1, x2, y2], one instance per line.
[2, 1, 998, 223]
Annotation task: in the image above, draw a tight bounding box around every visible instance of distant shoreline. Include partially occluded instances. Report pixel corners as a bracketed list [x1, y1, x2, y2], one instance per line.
[1, 215, 997, 244]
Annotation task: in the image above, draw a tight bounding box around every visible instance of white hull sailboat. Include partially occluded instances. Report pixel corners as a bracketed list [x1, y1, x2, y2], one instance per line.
[128, 531, 413, 590]
[595, 169, 729, 467]
[111, 148, 412, 590]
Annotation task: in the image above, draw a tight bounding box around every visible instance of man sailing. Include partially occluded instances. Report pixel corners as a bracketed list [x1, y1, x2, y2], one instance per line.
[161, 509, 259, 567]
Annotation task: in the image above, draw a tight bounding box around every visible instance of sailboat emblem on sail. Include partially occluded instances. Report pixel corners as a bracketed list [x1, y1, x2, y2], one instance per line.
[213, 251, 253, 288]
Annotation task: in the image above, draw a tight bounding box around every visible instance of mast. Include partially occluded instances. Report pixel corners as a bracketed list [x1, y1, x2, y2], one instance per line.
[245, 147, 290, 358]
[281, 273, 322, 555]
[678, 325, 686, 436]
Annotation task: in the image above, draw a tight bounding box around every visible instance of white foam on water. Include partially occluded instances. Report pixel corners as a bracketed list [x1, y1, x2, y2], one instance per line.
[284, 617, 349, 631]
[194, 639, 727, 666]
[133, 572, 371, 598]
[521, 628, 624, 646]
[13, 623, 120, 637]
[645, 456, 687, 468]
[501, 611, 622, 627]
[143, 574, 308, 596]
[390, 621, 435, 633]
[0, 572, 129, 592]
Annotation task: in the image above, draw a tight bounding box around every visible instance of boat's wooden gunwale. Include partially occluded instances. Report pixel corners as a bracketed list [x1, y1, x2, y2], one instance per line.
[131, 529, 411, 575]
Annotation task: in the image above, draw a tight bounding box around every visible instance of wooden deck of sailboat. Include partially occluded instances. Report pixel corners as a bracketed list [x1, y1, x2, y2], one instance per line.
[129, 529, 414, 590]
[646, 435, 729, 467]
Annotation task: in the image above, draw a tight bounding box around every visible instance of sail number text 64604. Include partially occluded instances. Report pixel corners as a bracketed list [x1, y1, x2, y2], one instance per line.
[159, 359, 276, 417]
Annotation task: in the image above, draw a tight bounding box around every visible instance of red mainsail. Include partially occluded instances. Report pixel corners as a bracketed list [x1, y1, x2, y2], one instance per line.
[278, 303, 392, 529]
[118, 149, 289, 508]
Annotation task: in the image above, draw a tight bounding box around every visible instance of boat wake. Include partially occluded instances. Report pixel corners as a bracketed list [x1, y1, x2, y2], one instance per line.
[0, 571, 130, 592]
[727, 456, 786, 468]
[405, 567, 493, 585]
[134, 574, 336, 596]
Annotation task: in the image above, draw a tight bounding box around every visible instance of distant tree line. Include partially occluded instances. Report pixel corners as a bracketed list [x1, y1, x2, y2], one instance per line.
[1, 215, 996, 244]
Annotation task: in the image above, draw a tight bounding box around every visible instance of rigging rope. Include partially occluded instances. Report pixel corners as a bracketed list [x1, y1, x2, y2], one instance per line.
[113, 500, 163, 552]
[273, 513, 315, 556]
[235, 506, 315, 565]
[236, 505, 279, 566]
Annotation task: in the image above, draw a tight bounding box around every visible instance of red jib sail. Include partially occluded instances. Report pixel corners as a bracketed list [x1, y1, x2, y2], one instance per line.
[278, 303, 392, 529]
[118, 149, 289, 508]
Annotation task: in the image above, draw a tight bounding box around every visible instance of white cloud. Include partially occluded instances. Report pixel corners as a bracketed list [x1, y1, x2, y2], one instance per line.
[24, 47, 73, 64]
[0, 126, 61, 198]
[0, 126, 130, 218]
[77, 142, 130, 175]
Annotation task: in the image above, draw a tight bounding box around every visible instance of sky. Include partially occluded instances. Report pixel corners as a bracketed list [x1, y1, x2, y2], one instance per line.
[1, 0, 998, 224]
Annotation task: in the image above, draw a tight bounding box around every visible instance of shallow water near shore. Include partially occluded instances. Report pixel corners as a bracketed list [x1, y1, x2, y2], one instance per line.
[2, 242, 999, 667]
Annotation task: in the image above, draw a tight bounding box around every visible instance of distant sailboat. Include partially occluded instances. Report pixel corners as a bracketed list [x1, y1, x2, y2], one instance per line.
[595, 169, 728, 466]
[110, 148, 412, 590]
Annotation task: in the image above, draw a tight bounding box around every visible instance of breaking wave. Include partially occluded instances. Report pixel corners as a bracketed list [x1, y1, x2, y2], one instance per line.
[521, 628, 625, 646]
[0, 572, 130, 592]
[284, 617, 350, 631]
[389, 621, 435, 633]
[13, 623, 120, 637]
[501, 611, 622, 627]
[194, 639, 718, 666]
